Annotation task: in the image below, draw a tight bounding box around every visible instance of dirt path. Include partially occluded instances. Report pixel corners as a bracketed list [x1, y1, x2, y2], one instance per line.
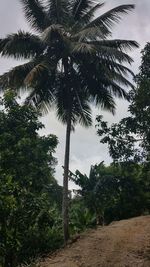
[41, 216, 150, 267]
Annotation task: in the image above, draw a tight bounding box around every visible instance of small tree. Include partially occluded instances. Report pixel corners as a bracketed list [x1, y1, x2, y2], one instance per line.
[69, 162, 118, 225]
[70, 162, 149, 225]
[0, 91, 60, 267]
[96, 43, 150, 163]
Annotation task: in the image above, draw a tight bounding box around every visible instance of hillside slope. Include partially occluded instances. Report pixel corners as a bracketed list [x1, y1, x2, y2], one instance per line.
[41, 216, 150, 267]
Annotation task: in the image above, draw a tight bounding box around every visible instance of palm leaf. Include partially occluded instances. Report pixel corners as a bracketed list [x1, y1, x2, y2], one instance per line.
[90, 39, 139, 52]
[101, 59, 135, 77]
[48, 0, 69, 24]
[93, 88, 116, 114]
[21, 0, 50, 31]
[72, 0, 93, 20]
[97, 46, 134, 64]
[74, 89, 92, 127]
[42, 24, 66, 43]
[80, 2, 104, 23]
[0, 61, 35, 91]
[111, 72, 134, 89]
[24, 63, 48, 86]
[0, 31, 44, 59]
[25, 85, 56, 113]
[25, 70, 58, 113]
[78, 104, 92, 127]
[72, 26, 108, 41]
[77, 66, 116, 114]
[96, 73, 130, 100]
[80, 4, 135, 38]
[71, 42, 96, 55]
[24, 58, 57, 86]
[73, 45, 134, 67]
[72, 3, 104, 31]
[107, 80, 129, 100]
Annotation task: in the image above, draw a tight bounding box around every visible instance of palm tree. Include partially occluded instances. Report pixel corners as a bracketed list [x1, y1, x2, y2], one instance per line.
[0, 0, 138, 243]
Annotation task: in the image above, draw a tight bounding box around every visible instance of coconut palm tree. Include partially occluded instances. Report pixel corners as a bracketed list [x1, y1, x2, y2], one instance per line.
[0, 0, 138, 243]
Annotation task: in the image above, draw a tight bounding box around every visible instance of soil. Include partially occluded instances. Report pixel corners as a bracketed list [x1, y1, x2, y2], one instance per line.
[40, 216, 150, 267]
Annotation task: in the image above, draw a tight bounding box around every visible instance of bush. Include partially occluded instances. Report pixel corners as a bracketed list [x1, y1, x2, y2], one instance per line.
[0, 92, 63, 267]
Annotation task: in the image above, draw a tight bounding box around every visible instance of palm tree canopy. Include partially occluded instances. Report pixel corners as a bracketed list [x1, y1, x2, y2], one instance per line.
[0, 0, 139, 125]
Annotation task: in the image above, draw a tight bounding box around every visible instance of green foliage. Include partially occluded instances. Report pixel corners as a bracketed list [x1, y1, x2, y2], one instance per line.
[0, 92, 63, 267]
[70, 162, 150, 225]
[96, 115, 141, 162]
[69, 198, 96, 234]
[95, 44, 150, 225]
[130, 43, 150, 160]
[96, 43, 150, 164]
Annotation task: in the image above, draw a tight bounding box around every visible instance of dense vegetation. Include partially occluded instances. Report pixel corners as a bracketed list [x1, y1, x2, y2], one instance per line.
[0, 92, 63, 267]
[95, 43, 150, 223]
[70, 161, 149, 227]
[0, 0, 138, 243]
[0, 77, 150, 266]
[0, 1, 149, 267]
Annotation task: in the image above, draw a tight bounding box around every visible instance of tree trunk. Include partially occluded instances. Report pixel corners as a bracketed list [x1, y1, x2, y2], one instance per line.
[62, 111, 71, 244]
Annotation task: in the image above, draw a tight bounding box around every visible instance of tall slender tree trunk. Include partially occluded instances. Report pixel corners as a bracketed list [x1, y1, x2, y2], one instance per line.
[62, 110, 71, 244]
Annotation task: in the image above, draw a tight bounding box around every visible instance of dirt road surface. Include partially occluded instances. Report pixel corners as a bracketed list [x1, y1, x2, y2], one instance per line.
[41, 216, 150, 267]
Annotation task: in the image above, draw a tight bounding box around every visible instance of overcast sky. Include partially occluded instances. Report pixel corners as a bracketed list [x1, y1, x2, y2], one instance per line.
[0, 0, 150, 188]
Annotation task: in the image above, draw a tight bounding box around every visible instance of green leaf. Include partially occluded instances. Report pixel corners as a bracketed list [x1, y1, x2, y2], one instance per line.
[21, 0, 50, 31]
[0, 31, 44, 59]
[84, 4, 135, 35]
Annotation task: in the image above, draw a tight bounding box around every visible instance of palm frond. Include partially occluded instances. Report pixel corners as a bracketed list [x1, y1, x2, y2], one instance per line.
[94, 88, 116, 114]
[80, 2, 104, 23]
[24, 63, 48, 86]
[24, 58, 57, 87]
[21, 0, 50, 31]
[72, 0, 93, 20]
[55, 78, 71, 124]
[25, 70, 58, 113]
[75, 92, 92, 127]
[97, 46, 134, 64]
[56, 89, 92, 127]
[25, 85, 56, 114]
[111, 71, 134, 89]
[0, 61, 35, 91]
[101, 59, 135, 77]
[0, 31, 44, 59]
[107, 80, 129, 100]
[84, 4, 135, 33]
[98, 60, 135, 89]
[72, 3, 104, 31]
[71, 39, 137, 62]
[77, 66, 116, 114]
[42, 24, 66, 43]
[90, 39, 139, 52]
[71, 42, 96, 55]
[95, 72, 130, 100]
[48, 0, 69, 24]
[72, 26, 108, 41]
[78, 4, 135, 39]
